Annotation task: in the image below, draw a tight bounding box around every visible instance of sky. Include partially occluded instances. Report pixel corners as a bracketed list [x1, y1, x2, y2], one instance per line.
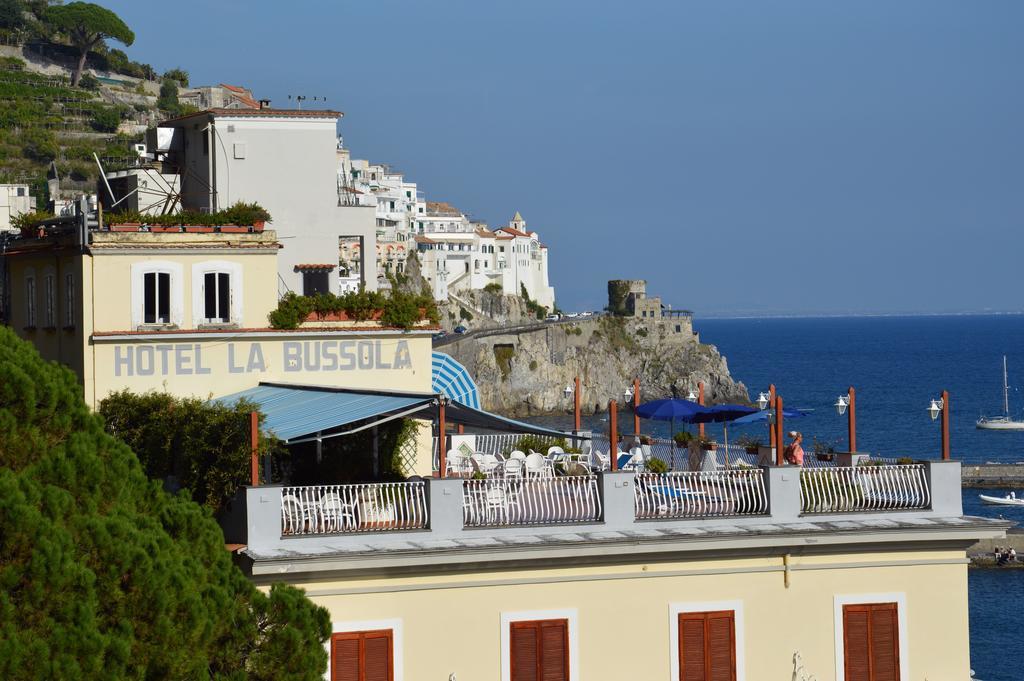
[104, 0, 1023, 317]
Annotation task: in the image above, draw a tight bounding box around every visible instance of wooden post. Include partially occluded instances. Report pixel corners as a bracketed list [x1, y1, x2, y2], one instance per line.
[633, 377, 641, 437]
[941, 389, 950, 461]
[847, 386, 857, 453]
[573, 375, 581, 432]
[249, 411, 259, 486]
[698, 381, 705, 438]
[775, 395, 784, 466]
[457, 423, 464, 435]
[438, 399, 447, 478]
[768, 384, 776, 449]
[609, 399, 618, 471]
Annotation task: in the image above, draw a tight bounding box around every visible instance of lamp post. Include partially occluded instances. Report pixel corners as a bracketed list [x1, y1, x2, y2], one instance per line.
[774, 394, 785, 466]
[564, 376, 582, 432]
[835, 386, 856, 452]
[927, 390, 950, 461]
[633, 378, 641, 436]
[767, 384, 776, 450]
[609, 399, 618, 471]
[437, 398, 448, 478]
[697, 381, 705, 438]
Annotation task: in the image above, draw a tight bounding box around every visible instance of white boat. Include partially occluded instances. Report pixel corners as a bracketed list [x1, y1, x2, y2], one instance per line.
[978, 493, 1024, 506]
[976, 356, 1024, 431]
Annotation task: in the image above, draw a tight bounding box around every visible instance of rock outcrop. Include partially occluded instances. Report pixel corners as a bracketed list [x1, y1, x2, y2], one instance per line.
[441, 315, 747, 417]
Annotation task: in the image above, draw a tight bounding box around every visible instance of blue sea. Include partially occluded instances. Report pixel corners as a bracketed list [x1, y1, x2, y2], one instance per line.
[533, 314, 1024, 678]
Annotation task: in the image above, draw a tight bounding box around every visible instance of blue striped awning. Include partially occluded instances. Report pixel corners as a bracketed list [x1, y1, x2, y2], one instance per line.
[431, 352, 480, 409]
[216, 383, 433, 442]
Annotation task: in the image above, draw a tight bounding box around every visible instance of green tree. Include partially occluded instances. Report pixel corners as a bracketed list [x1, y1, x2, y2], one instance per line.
[46, 2, 135, 87]
[163, 66, 189, 87]
[157, 77, 179, 113]
[0, 326, 330, 679]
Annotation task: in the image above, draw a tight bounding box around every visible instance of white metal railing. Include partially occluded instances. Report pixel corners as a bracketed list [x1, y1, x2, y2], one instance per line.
[281, 482, 429, 535]
[462, 475, 602, 527]
[799, 464, 930, 513]
[634, 470, 769, 519]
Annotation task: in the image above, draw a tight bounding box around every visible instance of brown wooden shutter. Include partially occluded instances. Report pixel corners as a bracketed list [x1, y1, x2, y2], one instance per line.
[331, 630, 393, 681]
[510, 619, 569, 681]
[678, 611, 736, 681]
[332, 633, 361, 681]
[706, 611, 736, 681]
[363, 630, 394, 681]
[843, 603, 899, 681]
[539, 620, 569, 681]
[869, 604, 899, 681]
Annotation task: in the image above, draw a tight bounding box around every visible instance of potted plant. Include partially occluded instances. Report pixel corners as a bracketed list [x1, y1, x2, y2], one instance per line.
[645, 457, 669, 474]
[736, 434, 763, 455]
[698, 434, 717, 451]
[673, 431, 693, 447]
[813, 437, 836, 462]
[639, 434, 653, 445]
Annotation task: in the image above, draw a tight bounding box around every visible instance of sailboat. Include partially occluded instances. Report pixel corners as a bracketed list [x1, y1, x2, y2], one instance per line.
[976, 356, 1024, 431]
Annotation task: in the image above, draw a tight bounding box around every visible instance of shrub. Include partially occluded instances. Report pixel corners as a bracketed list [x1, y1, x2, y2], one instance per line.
[163, 67, 189, 87]
[646, 457, 669, 474]
[91, 105, 121, 132]
[157, 77, 178, 112]
[107, 201, 272, 228]
[483, 282, 503, 295]
[21, 128, 57, 162]
[673, 431, 694, 446]
[459, 307, 473, 321]
[529, 360, 538, 371]
[636, 327, 649, 338]
[268, 292, 314, 330]
[11, 210, 51, 233]
[78, 72, 100, 90]
[268, 289, 438, 331]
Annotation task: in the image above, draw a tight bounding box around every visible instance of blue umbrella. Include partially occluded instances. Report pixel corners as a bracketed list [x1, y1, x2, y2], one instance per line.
[636, 399, 712, 468]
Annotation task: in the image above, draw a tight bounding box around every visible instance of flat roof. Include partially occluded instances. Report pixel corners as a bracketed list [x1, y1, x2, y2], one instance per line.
[159, 108, 343, 125]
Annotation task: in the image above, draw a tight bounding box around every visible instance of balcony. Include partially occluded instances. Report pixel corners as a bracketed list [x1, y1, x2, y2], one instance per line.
[223, 461, 979, 568]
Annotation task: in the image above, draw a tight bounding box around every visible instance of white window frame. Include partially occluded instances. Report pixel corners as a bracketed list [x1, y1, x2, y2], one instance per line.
[833, 592, 908, 681]
[24, 268, 36, 328]
[500, 608, 579, 681]
[64, 272, 75, 328]
[325, 618, 403, 681]
[131, 261, 184, 328]
[191, 260, 242, 326]
[668, 600, 746, 681]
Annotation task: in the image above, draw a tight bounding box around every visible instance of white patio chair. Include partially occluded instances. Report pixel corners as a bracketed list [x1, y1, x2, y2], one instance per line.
[547, 445, 564, 456]
[320, 491, 358, 532]
[485, 485, 511, 523]
[281, 494, 310, 535]
[481, 453, 500, 474]
[589, 449, 610, 471]
[524, 452, 550, 479]
[503, 457, 525, 479]
[445, 451, 469, 477]
[510, 450, 527, 461]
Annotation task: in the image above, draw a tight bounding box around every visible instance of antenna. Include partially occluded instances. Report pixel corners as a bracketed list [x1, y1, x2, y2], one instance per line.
[287, 95, 327, 110]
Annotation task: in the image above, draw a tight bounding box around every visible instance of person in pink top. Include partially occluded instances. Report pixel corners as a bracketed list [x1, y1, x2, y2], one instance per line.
[784, 431, 804, 466]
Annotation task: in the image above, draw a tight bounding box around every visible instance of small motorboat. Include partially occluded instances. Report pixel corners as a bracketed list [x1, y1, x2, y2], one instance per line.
[979, 493, 1024, 506]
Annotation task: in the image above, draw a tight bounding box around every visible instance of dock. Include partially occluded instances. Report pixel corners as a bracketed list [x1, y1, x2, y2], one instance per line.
[961, 464, 1024, 488]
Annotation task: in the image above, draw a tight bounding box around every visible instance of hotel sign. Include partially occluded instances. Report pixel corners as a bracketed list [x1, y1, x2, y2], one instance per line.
[113, 340, 415, 376]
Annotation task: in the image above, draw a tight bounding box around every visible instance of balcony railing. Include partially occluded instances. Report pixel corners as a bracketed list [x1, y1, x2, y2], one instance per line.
[462, 476, 602, 527]
[281, 482, 429, 535]
[634, 470, 769, 519]
[799, 465, 930, 513]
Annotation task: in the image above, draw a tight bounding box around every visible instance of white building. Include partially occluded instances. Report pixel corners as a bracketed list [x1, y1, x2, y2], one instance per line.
[156, 108, 379, 296]
[0, 184, 36, 233]
[416, 210, 554, 309]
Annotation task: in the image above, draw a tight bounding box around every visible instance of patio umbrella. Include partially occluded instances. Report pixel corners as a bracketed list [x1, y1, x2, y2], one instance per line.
[691, 404, 758, 467]
[731, 407, 809, 466]
[635, 398, 711, 468]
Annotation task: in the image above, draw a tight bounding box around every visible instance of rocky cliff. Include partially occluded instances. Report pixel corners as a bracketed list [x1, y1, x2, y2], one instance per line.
[441, 315, 748, 417]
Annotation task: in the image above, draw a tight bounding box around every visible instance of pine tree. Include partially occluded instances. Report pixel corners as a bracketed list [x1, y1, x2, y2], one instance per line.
[0, 326, 330, 679]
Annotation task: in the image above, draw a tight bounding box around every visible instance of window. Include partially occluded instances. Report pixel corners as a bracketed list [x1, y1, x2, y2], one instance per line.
[677, 610, 736, 681]
[303, 270, 330, 296]
[144, 271, 171, 324]
[331, 630, 393, 681]
[843, 603, 899, 681]
[25, 274, 36, 327]
[44, 274, 56, 327]
[203, 272, 231, 322]
[65, 273, 75, 327]
[510, 619, 569, 681]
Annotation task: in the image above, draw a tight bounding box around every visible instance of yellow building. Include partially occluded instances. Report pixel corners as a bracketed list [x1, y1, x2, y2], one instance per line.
[221, 460, 1006, 681]
[2, 220, 434, 409]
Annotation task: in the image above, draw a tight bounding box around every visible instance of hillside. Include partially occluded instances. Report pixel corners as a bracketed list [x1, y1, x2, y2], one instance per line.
[0, 5, 190, 205]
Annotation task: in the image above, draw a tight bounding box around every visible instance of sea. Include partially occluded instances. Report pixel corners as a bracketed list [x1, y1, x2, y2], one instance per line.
[534, 314, 1024, 679]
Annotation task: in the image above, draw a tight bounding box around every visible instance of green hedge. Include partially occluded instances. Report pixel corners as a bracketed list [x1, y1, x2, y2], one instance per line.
[269, 289, 440, 331]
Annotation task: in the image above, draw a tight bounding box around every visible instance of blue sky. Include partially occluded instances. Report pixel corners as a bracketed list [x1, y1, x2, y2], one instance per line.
[106, 1, 1023, 316]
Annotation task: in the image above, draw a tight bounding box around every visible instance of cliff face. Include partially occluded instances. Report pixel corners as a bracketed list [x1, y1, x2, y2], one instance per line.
[442, 316, 747, 417]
